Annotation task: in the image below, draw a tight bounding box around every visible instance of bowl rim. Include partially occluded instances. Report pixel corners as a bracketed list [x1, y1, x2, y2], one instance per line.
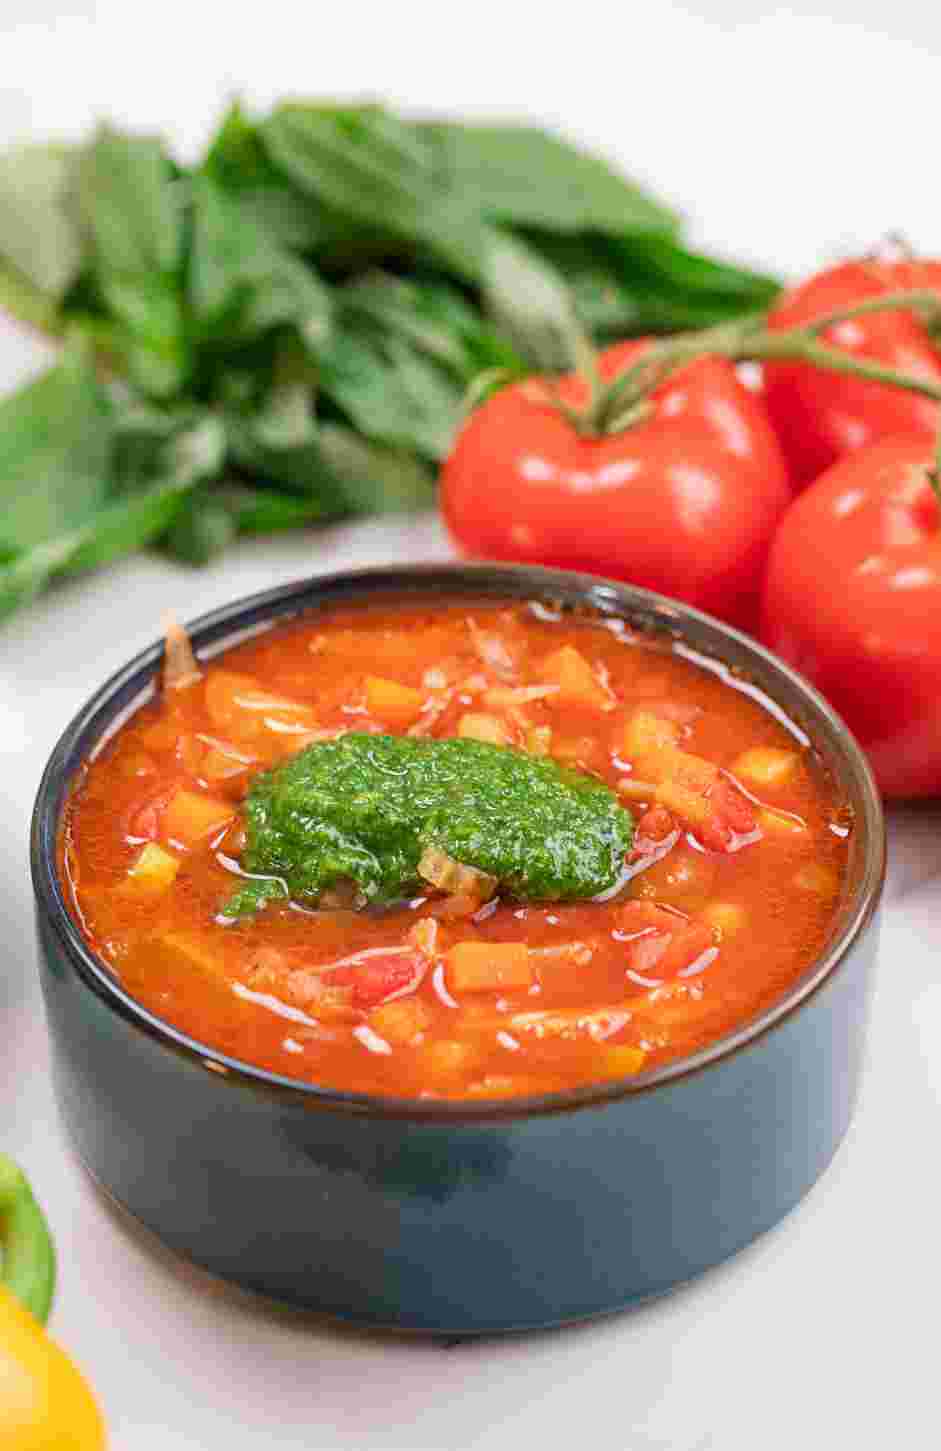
[31, 562, 886, 1122]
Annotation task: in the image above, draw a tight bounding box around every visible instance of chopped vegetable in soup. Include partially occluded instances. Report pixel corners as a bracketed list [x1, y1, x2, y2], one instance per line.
[60, 599, 851, 1100]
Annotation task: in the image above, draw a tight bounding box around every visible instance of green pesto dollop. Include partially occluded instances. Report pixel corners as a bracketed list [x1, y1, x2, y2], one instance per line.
[222, 733, 634, 916]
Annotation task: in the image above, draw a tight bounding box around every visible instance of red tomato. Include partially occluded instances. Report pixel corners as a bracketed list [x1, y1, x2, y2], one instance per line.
[324, 952, 425, 1009]
[765, 259, 941, 487]
[762, 435, 941, 797]
[441, 341, 792, 631]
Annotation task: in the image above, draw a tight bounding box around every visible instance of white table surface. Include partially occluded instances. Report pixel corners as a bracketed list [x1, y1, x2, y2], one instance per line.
[2, 5, 940, 1447]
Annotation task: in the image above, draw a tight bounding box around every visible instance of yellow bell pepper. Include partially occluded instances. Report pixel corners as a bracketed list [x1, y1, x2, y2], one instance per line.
[1, 1153, 106, 1448]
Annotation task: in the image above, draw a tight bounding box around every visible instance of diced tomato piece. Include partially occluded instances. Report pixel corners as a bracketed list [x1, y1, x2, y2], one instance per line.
[633, 804, 677, 852]
[323, 952, 425, 1009]
[127, 785, 177, 842]
[697, 777, 758, 851]
[655, 922, 717, 978]
[618, 901, 717, 981]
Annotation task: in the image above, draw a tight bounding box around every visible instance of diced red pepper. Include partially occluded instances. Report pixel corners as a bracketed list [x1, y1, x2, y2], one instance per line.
[323, 952, 425, 1009]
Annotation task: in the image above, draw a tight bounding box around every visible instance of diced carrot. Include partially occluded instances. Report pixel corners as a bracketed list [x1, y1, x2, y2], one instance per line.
[204, 671, 317, 752]
[323, 951, 425, 1009]
[363, 675, 425, 728]
[732, 747, 798, 788]
[447, 941, 533, 993]
[458, 712, 511, 745]
[540, 646, 614, 712]
[369, 998, 432, 1044]
[117, 842, 180, 897]
[161, 788, 235, 849]
[599, 1045, 647, 1078]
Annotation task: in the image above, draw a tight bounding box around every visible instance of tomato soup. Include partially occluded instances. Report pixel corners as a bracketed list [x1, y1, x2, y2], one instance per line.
[60, 599, 851, 1100]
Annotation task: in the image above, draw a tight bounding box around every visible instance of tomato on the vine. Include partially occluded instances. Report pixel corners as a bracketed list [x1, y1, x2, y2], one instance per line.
[763, 435, 941, 798]
[765, 259, 941, 486]
[442, 340, 791, 631]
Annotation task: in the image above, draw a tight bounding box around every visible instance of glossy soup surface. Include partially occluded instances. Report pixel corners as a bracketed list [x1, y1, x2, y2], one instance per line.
[62, 599, 851, 1100]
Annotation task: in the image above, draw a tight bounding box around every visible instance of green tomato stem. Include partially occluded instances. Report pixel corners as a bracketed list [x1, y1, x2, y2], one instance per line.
[584, 288, 941, 435]
[0, 1153, 56, 1325]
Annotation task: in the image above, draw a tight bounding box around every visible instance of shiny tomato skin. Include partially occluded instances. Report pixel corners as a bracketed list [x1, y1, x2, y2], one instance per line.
[441, 341, 792, 631]
[762, 435, 941, 797]
[765, 260, 941, 487]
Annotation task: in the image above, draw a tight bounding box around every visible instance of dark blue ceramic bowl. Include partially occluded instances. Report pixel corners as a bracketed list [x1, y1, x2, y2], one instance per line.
[31, 565, 884, 1333]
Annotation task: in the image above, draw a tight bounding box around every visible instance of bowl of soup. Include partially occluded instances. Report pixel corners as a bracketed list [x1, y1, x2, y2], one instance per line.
[31, 565, 884, 1332]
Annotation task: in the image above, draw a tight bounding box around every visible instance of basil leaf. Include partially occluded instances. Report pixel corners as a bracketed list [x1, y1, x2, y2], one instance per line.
[529, 232, 781, 336]
[227, 349, 434, 514]
[0, 336, 111, 553]
[189, 172, 331, 349]
[316, 424, 434, 514]
[0, 143, 82, 303]
[261, 104, 487, 282]
[482, 231, 590, 371]
[162, 487, 239, 564]
[341, 272, 524, 377]
[426, 122, 678, 238]
[71, 126, 188, 398]
[0, 413, 223, 620]
[205, 102, 332, 253]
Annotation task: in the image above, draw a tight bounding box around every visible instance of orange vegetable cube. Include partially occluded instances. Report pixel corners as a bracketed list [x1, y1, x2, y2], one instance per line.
[457, 712, 511, 745]
[363, 675, 425, 729]
[369, 998, 432, 1044]
[732, 747, 798, 789]
[161, 788, 235, 849]
[447, 941, 534, 994]
[117, 842, 180, 897]
[204, 671, 317, 751]
[655, 780, 712, 826]
[623, 709, 681, 757]
[540, 646, 614, 712]
[600, 1045, 647, 1078]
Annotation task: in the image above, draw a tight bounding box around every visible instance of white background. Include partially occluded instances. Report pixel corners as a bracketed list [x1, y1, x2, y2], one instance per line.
[1, 4, 940, 1447]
